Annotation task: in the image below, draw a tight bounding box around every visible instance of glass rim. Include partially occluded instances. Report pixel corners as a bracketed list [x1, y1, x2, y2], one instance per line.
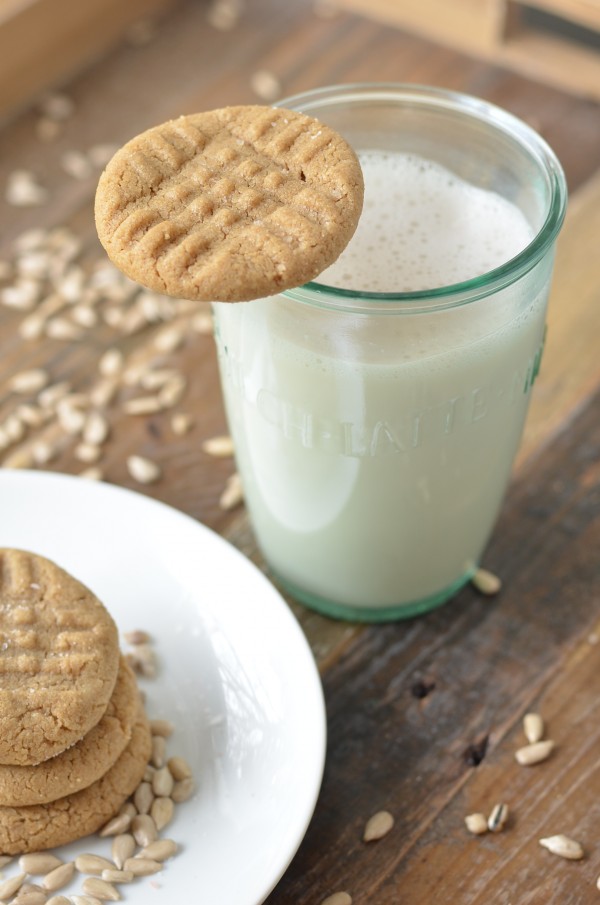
[277, 83, 567, 314]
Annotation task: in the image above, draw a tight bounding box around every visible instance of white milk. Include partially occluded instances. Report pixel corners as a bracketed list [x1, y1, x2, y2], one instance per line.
[214, 151, 550, 613]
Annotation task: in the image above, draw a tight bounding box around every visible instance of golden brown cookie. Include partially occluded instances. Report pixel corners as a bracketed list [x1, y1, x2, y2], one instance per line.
[0, 657, 139, 806]
[0, 549, 120, 766]
[94, 104, 364, 302]
[0, 707, 152, 854]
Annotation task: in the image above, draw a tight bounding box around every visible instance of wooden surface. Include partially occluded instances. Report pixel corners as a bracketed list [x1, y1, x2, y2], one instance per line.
[0, 0, 599, 901]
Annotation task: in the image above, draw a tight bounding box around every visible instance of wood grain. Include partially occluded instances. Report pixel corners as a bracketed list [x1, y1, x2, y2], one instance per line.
[0, 0, 598, 899]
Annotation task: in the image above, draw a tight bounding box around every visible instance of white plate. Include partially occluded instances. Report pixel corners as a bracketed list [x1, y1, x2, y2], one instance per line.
[0, 470, 326, 905]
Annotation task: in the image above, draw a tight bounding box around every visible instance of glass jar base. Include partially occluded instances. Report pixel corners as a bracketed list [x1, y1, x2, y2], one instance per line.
[271, 569, 475, 623]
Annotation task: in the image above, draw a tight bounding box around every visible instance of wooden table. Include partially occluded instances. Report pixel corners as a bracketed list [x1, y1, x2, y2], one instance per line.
[1, 1, 599, 902]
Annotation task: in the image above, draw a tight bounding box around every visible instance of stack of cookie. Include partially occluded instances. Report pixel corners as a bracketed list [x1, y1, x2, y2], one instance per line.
[0, 548, 151, 855]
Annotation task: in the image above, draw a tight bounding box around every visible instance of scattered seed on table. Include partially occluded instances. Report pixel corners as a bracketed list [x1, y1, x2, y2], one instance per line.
[202, 435, 234, 457]
[471, 568, 502, 595]
[127, 454, 161, 484]
[523, 712, 545, 744]
[61, 150, 93, 181]
[251, 69, 281, 101]
[9, 369, 49, 394]
[207, 0, 241, 30]
[465, 813, 488, 835]
[83, 411, 109, 446]
[79, 466, 104, 481]
[488, 803, 509, 832]
[123, 395, 164, 415]
[320, 893, 352, 905]
[539, 835, 584, 860]
[363, 810, 394, 842]
[40, 93, 74, 121]
[88, 144, 119, 168]
[219, 472, 243, 510]
[515, 740, 555, 766]
[171, 412, 193, 435]
[6, 171, 47, 206]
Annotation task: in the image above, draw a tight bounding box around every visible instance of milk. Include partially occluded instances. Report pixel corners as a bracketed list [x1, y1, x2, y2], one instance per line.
[214, 151, 550, 614]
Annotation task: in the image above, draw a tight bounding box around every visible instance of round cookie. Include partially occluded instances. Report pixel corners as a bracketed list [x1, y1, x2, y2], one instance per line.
[94, 104, 364, 302]
[0, 657, 139, 806]
[0, 549, 120, 766]
[0, 707, 152, 854]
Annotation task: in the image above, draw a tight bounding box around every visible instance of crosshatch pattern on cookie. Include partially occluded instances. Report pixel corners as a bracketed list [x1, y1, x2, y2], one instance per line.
[0, 549, 120, 766]
[95, 105, 364, 302]
[0, 658, 139, 806]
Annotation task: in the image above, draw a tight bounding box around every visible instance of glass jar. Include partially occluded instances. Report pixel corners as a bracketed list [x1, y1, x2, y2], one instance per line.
[212, 84, 567, 621]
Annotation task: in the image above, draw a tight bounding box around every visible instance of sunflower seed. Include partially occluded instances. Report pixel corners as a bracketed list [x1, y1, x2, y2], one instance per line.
[171, 777, 195, 803]
[471, 568, 501, 595]
[88, 144, 119, 167]
[9, 369, 49, 395]
[98, 348, 124, 377]
[1, 282, 40, 310]
[133, 783, 154, 816]
[251, 70, 281, 101]
[46, 897, 70, 905]
[124, 629, 151, 645]
[61, 150, 93, 181]
[72, 897, 103, 905]
[123, 396, 164, 415]
[167, 756, 192, 781]
[79, 466, 103, 481]
[111, 834, 136, 870]
[539, 835, 584, 860]
[90, 378, 119, 408]
[75, 442, 102, 464]
[20, 853, 63, 875]
[202, 435, 234, 457]
[119, 803, 137, 819]
[45, 317, 82, 340]
[98, 813, 131, 838]
[487, 803, 509, 832]
[71, 305, 98, 328]
[127, 455, 161, 484]
[40, 93, 74, 121]
[6, 171, 47, 206]
[122, 858, 162, 876]
[0, 872, 26, 899]
[150, 796, 174, 830]
[42, 861, 74, 891]
[16, 403, 47, 427]
[2, 447, 34, 469]
[4, 413, 25, 441]
[171, 412, 193, 435]
[36, 117, 62, 141]
[16, 251, 51, 279]
[139, 839, 178, 862]
[82, 878, 120, 901]
[75, 854, 115, 875]
[13, 888, 47, 905]
[363, 810, 394, 841]
[192, 312, 213, 334]
[158, 375, 186, 407]
[100, 869, 134, 884]
[83, 412, 109, 446]
[523, 712, 544, 744]
[131, 814, 157, 847]
[515, 740, 555, 766]
[219, 472, 243, 510]
[207, 0, 241, 30]
[150, 719, 174, 738]
[320, 894, 352, 905]
[151, 766, 174, 798]
[153, 325, 184, 352]
[151, 735, 166, 768]
[57, 400, 86, 434]
[465, 813, 488, 835]
[38, 381, 71, 409]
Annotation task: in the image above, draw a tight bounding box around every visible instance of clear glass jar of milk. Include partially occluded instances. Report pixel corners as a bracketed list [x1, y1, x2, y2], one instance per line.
[212, 84, 567, 621]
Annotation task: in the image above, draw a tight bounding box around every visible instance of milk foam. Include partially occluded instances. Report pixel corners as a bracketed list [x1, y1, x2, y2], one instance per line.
[319, 151, 534, 292]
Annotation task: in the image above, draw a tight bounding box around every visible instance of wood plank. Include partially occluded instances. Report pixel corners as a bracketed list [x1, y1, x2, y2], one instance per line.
[265, 383, 600, 903]
[0, 0, 178, 122]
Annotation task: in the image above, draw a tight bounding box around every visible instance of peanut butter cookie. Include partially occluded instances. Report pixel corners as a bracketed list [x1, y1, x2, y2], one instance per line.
[0, 707, 152, 854]
[0, 657, 139, 806]
[0, 549, 120, 766]
[95, 105, 364, 301]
